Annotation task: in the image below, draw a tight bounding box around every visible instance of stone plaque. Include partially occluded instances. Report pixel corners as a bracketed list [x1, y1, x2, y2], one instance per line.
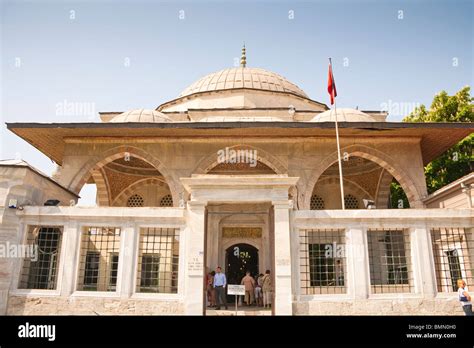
[187, 256, 203, 273]
[276, 258, 290, 266]
[222, 227, 262, 239]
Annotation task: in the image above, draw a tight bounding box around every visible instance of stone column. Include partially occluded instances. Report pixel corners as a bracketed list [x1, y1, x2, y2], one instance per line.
[60, 221, 80, 296]
[184, 201, 206, 315]
[120, 224, 137, 298]
[272, 200, 293, 315]
[410, 227, 436, 296]
[346, 227, 369, 299]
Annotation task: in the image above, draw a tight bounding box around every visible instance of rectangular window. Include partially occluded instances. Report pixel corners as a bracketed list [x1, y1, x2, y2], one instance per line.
[300, 229, 346, 295]
[136, 228, 179, 293]
[19, 226, 63, 290]
[77, 227, 121, 292]
[431, 228, 474, 292]
[367, 229, 413, 293]
[140, 255, 160, 292]
[83, 251, 100, 290]
[109, 253, 119, 291]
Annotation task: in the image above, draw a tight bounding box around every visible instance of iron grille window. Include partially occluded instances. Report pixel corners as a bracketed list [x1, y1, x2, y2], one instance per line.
[344, 194, 359, 209]
[127, 194, 144, 207]
[140, 255, 160, 291]
[367, 229, 413, 293]
[310, 195, 325, 210]
[19, 226, 63, 290]
[109, 253, 119, 291]
[83, 251, 100, 288]
[159, 194, 173, 207]
[300, 229, 346, 294]
[77, 227, 121, 291]
[431, 228, 473, 292]
[137, 228, 179, 293]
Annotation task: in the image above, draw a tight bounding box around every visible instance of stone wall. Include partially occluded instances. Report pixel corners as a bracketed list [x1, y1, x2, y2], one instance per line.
[0, 165, 79, 315]
[293, 298, 464, 316]
[7, 296, 184, 315]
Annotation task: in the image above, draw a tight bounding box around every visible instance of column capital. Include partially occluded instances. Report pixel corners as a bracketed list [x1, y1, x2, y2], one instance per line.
[272, 199, 293, 210]
[186, 200, 207, 211]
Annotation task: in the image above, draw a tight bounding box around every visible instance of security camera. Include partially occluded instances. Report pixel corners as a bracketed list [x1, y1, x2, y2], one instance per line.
[44, 199, 60, 206]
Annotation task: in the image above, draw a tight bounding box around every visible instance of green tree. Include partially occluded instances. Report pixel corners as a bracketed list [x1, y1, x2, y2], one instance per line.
[390, 86, 473, 208]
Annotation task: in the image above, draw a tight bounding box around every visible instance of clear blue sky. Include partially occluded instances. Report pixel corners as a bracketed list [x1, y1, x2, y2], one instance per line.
[1, 0, 472, 197]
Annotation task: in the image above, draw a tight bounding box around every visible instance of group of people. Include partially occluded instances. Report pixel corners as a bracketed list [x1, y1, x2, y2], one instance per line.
[240, 270, 273, 308]
[206, 267, 273, 310]
[206, 270, 472, 315]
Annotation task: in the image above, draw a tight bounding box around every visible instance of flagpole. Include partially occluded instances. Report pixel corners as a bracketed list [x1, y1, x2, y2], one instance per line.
[329, 58, 345, 210]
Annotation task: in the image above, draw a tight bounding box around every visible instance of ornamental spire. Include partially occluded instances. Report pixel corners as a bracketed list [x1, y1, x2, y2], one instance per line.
[240, 43, 246, 67]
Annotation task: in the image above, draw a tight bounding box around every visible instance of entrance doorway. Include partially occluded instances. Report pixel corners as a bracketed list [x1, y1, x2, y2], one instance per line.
[225, 243, 259, 302]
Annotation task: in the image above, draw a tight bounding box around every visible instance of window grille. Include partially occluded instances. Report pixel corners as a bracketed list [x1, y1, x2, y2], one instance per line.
[159, 194, 173, 207]
[127, 194, 144, 207]
[19, 226, 63, 290]
[367, 229, 413, 293]
[430, 228, 474, 292]
[77, 227, 121, 291]
[344, 194, 359, 209]
[137, 228, 179, 293]
[310, 195, 325, 210]
[300, 229, 346, 294]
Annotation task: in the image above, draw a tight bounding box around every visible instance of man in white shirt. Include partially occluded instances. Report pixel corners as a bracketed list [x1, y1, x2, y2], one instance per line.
[457, 279, 472, 316]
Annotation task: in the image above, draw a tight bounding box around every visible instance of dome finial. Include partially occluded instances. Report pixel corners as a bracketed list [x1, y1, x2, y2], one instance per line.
[240, 43, 247, 67]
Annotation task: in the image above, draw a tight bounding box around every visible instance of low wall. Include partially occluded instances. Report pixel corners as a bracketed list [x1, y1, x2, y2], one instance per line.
[7, 296, 184, 315]
[293, 298, 464, 316]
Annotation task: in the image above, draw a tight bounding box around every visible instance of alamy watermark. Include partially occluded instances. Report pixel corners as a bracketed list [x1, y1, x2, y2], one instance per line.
[55, 99, 96, 120]
[217, 147, 258, 167]
[380, 99, 420, 116]
[0, 242, 37, 261]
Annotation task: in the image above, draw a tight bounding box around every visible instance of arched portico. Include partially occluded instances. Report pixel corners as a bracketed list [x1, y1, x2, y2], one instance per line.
[69, 145, 178, 206]
[303, 145, 424, 209]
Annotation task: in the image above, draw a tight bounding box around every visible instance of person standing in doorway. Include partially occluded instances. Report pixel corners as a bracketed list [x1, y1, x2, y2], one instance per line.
[207, 271, 216, 308]
[262, 270, 273, 309]
[213, 266, 228, 310]
[255, 273, 264, 307]
[457, 279, 473, 316]
[240, 271, 256, 306]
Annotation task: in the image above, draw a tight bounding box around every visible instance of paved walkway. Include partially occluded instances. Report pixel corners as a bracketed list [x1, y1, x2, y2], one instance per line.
[206, 306, 272, 316]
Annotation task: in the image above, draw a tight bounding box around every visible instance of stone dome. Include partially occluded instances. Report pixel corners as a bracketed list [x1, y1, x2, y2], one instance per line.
[179, 67, 308, 99]
[310, 108, 379, 122]
[110, 109, 171, 123]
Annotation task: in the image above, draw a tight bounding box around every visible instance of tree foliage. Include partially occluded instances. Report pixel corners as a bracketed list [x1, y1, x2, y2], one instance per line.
[390, 86, 473, 207]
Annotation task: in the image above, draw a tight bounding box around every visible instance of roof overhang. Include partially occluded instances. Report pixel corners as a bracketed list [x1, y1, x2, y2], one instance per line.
[6, 121, 472, 166]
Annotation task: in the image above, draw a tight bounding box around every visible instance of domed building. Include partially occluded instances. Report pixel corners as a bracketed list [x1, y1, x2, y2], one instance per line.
[0, 47, 472, 316]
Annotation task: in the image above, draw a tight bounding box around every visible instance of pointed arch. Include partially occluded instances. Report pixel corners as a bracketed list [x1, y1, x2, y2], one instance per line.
[303, 145, 423, 209]
[69, 145, 178, 207]
[193, 144, 287, 174]
[112, 177, 170, 207]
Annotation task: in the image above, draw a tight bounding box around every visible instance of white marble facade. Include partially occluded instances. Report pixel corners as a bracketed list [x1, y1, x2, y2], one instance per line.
[1, 60, 473, 315]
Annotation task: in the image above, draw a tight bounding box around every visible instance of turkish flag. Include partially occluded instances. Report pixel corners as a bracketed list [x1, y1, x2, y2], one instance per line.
[327, 61, 337, 105]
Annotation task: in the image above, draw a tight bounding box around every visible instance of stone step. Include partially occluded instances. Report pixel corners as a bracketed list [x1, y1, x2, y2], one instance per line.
[206, 307, 272, 316]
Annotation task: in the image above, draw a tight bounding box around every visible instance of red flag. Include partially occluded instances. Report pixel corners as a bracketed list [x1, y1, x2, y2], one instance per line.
[327, 60, 337, 105]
